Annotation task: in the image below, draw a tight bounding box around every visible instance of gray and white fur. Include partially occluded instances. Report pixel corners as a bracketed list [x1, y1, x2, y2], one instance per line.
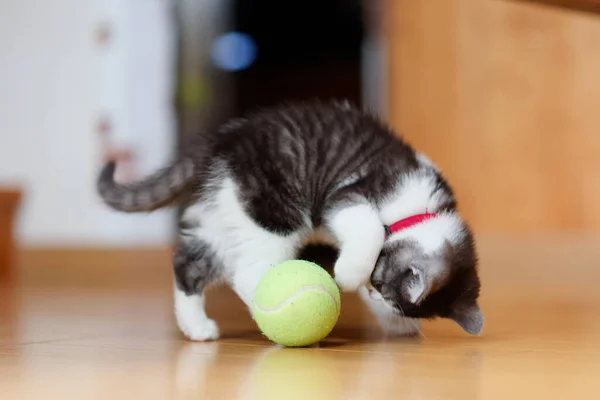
[97, 100, 483, 340]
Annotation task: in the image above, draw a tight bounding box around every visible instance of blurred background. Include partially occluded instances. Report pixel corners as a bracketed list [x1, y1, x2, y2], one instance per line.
[0, 0, 380, 257]
[2, 0, 600, 267]
[3, 1, 600, 396]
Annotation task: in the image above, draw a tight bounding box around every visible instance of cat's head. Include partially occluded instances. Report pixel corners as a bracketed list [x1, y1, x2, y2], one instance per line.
[369, 213, 483, 335]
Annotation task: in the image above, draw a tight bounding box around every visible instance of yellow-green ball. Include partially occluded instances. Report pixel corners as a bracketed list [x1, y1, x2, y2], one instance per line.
[252, 260, 341, 347]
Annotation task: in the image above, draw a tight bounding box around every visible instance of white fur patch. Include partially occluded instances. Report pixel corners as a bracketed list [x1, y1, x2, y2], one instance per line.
[183, 176, 304, 306]
[327, 203, 385, 291]
[387, 212, 465, 254]
[376, 168, 463, 255]
[175, 174, 305, 340]
[174, 286, 220, 341]
[379, 170, 449, 225]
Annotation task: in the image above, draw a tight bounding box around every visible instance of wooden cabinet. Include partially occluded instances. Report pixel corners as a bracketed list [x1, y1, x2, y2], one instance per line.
[513, 0, 600, 13]
[387, 0, 600, 233]
[0, 190, 21, 279]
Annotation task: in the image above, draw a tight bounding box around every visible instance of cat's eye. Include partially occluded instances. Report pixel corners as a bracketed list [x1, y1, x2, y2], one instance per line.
[371, 280, 384, 290]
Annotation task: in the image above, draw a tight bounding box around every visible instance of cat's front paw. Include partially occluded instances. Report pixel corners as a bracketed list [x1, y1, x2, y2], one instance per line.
[334, 263, 370, 292]
[179, 318, 220, 342]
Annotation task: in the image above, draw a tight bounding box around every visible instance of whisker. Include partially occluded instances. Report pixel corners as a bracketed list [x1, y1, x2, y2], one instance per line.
[393, 301, 427, 339]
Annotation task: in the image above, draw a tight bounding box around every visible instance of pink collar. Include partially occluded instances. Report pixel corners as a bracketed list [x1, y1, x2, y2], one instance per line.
[384, 212, 438, 238]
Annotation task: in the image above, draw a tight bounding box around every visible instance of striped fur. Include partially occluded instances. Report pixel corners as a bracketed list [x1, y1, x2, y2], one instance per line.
[97, 158, 195, 212]
[96, 100, 483, 339]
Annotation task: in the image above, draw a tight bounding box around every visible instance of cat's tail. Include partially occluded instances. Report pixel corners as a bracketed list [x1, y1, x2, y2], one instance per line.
[97, 158, 195, 212]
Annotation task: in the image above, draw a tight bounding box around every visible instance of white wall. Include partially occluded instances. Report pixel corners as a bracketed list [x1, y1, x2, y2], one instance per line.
[0, 0, 177, 247]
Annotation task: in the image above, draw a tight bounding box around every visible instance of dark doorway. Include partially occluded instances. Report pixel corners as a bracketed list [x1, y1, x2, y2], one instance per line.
[230, 0, 365, 114]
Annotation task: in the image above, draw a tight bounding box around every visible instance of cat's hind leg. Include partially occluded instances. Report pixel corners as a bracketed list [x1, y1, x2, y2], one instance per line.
[173, 237, 222, 341]
[229, 234, 302, 309]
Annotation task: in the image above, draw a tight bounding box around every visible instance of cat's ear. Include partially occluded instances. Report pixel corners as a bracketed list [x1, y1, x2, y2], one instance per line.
[449, 300, 484, 335]
[404, 266, 426, 304]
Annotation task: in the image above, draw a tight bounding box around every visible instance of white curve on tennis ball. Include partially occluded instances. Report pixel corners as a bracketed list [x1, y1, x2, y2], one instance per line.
[253, 285, 340, 313]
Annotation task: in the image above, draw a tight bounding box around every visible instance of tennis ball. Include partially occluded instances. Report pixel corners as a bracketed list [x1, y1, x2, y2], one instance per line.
[252, 260, 341, 347]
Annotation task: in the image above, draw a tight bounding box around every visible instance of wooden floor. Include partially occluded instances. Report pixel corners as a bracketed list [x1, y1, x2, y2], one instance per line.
[1, 237, 600, 399]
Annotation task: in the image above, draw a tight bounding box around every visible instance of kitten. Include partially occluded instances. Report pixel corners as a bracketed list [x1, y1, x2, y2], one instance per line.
[97, 100, 483, 340]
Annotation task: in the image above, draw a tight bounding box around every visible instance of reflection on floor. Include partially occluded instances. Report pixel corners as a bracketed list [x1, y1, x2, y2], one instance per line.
[1, 237, 600, 399]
